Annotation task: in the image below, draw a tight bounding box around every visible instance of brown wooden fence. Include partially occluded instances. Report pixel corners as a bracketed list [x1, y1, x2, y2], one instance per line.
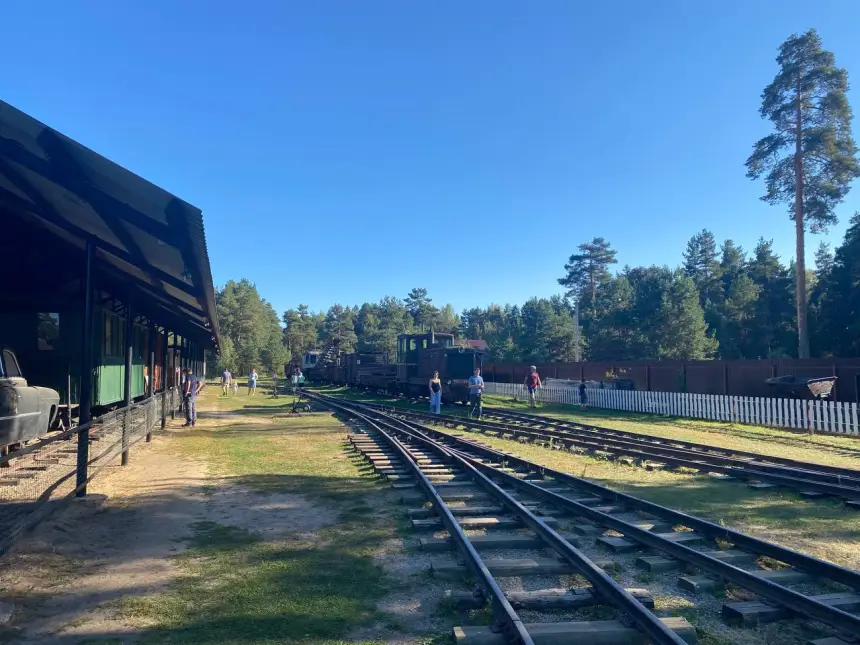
[481, 358, 860, 402]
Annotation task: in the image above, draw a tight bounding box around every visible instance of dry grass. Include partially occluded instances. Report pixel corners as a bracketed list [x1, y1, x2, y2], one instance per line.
[438, 425, 860, 571]
[480, 393, 860, 471]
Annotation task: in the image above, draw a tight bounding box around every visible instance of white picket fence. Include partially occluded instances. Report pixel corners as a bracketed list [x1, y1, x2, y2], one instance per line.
[483, 382, 860, 435]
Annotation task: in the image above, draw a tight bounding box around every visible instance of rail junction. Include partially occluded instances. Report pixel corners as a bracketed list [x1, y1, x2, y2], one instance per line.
[309, 391, 860, 645]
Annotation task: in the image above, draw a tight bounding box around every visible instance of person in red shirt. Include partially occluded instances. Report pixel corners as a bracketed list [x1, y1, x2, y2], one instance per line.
[524, 366, 541, 407]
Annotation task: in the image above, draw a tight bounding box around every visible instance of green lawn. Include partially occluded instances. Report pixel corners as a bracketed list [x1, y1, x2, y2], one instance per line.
[115, 390, 437, 645]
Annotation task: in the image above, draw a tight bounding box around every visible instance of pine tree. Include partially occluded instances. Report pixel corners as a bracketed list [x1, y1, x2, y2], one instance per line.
[816, 213, 860, 355]
[746, 28, 860, 358]
[558, 237, 618, 305]
[683, 230, 723, 301]
[405, 287, 437, 331]
[746, 239, 796, 358]
[322, 304, 358, 353]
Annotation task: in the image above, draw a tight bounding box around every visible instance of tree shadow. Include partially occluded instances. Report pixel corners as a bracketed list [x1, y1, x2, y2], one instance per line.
[2, 470, 419, 645]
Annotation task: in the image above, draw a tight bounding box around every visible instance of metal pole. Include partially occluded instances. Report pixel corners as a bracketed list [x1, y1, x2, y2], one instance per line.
[146, 320, 155, 442]
[161, 329, 169, 429]
[573, 300, 581, 363]
[121, 294, 134, 465]
[75, 240, 95, 497]
[171, 335, 179, 420]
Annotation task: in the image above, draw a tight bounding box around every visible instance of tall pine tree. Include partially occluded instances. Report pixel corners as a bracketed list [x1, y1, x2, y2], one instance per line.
[558, 237, 618, 305]
[746, 28, 860, 357]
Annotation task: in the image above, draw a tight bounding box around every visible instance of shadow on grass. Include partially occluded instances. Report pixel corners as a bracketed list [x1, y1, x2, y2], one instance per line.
[4, 468, 419, 645]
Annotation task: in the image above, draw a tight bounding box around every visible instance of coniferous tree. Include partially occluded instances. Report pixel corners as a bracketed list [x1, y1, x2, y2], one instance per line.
[746, 28, 860, 357]
[558, 237, 618, 305]
[816, 213, 860, 355]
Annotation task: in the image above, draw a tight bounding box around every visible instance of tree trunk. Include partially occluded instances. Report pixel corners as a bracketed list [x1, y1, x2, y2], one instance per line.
[794, 95, 811, 358]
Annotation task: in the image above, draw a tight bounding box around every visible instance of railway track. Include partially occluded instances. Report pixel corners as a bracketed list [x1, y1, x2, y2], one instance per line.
[355, 400, 860, 504]
[309, 391, 860, 645]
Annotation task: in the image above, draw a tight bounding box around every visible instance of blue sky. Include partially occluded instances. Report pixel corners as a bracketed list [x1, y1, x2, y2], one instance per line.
[4, 1, 860, 317]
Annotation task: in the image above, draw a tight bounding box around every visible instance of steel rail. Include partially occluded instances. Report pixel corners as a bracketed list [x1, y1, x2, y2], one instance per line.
[323, 394, 860, 636]
[314, 392, 691, 645]
[366, 402, 860, 500]
[483, 405, 860, 480]
[316, 394, 533, 645]
[362, 404, 860, 638]
[362, 401, 860, 588]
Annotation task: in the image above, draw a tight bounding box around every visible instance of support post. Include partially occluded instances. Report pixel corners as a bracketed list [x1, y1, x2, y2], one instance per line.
[172, 335, 179, 420]
[121, 294, 134, 465]
[161, 329, 169, 429]
[75, 240, 95, 497]
[146, 320, 155, 442]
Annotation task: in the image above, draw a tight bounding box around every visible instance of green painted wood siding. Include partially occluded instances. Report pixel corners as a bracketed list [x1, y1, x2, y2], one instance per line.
[94, 311, 148, 406]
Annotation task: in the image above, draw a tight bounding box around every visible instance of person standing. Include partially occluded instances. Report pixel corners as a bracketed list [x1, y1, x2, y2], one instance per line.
[524, 366, 542, 408]
[248, 368, 258, 396]
[429, 371, 442, 414]
[182, 368, 202, 427]
[221, 368, 232, 396]
[578, 379, 588, 410]
[468, 368, 484, 420]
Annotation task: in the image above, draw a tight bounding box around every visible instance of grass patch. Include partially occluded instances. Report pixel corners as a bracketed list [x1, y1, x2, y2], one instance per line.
[112, 390, 430, 645]
[122, 519, 392, 645]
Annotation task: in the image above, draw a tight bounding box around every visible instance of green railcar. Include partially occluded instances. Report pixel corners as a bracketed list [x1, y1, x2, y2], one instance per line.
[0, 306, 168, 410]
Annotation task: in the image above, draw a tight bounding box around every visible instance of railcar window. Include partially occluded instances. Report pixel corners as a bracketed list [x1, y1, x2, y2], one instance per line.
[2, 350, 22, 378]
[37, 313, 60, 350]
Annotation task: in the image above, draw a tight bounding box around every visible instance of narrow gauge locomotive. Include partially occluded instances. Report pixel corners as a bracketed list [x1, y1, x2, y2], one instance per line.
[311, 331, 484, 405]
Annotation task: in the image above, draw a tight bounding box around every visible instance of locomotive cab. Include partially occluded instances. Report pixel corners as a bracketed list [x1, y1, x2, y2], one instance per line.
[396, 332, 455, 364]
[395, 332, 484, 403]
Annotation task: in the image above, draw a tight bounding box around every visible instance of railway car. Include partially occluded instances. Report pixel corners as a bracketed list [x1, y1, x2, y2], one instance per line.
[310, 332, 484, 404]
[394, 332, 483, 404]
[0, 302, 174, 416]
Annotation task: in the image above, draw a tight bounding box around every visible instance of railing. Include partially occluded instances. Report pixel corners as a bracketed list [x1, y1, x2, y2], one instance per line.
[483, 382, 860, 436]
[0, 387, 183, 556]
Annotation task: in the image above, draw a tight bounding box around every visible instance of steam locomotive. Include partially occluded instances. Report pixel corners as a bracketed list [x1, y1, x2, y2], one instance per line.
[301, 331, 485, 404]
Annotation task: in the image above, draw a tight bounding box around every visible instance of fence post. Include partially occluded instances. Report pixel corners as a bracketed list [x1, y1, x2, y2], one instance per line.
[121, 293, 134, 466]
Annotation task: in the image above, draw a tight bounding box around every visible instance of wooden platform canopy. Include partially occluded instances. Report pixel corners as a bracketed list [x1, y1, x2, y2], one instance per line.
[0, 99, 220, 351]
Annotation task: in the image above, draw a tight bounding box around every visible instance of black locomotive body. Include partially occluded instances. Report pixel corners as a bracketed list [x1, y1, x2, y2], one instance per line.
[311, 332, 484, 404]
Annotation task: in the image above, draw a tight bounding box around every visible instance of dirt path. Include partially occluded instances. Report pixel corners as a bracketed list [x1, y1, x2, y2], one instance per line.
[0, 429, 209, 644]
[0, 407, 337, 644]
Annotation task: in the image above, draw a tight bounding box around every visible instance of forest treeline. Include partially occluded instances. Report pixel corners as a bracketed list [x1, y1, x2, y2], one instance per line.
[207, 28, 860, 376]
[207, 213, 860, 376]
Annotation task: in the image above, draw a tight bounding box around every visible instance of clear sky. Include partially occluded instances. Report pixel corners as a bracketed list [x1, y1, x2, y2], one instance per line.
[4, 1, 860, 317]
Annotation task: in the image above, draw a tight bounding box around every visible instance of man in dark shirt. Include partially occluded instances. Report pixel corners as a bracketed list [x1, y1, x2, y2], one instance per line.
[182, 368, 202, 427]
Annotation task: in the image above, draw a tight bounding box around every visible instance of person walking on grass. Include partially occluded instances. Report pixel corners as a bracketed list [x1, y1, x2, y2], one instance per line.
[429, 371, 442, 414]
[578, 379, 588, 410]
[221, 368, 232, 396]
[468, 367, 484, 420]
[182, 368, 202, 427]
[524, 365, 542, 408]
[248, 368, 258, 396]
